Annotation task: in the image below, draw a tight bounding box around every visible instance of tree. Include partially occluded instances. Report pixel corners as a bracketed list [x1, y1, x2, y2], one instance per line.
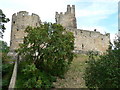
[114, 36, 120, 50]
[0, 40, 10, 63]
[16, 23, 74, 88]
[0, 41, 14, 89]
[18, 23, 74, 77]
[84, 36, 120, 88]
[0, 9, 10, 38]
[0, 40, 9, 53]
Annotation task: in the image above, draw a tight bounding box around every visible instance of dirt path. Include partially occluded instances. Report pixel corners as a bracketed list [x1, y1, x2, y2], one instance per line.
[53, 54, 88, 88]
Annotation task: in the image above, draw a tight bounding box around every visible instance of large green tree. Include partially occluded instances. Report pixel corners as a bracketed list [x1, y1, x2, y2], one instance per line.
[17, 23, 74, 88]
[84, 36, 120, 88]
[18, 23, 74, 76]
[0, 9, 10, 38]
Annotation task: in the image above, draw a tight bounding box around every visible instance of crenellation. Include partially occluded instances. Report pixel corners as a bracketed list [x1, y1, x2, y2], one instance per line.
[17, 11, 29, 16]
[67, 5, 71, 13]
[55, 5, 77, 28]
[71, 5, 75, 15]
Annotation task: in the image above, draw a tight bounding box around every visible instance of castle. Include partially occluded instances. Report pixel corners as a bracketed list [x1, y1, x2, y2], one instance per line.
[8, 5, 110, 56]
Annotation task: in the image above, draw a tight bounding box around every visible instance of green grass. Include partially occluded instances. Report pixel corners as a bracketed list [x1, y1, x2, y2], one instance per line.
[53, 54, 89, 88]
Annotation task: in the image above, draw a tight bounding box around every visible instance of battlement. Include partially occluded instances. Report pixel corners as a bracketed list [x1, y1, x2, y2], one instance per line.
[17, 11, 29, 15]
[55, 5, 77, 28]
[12, 11, 39, 18]
[55, 5, 75, 16]
[66, 5, 75, 14]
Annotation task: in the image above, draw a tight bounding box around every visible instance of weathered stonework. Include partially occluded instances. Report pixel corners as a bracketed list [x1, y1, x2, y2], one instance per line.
[67, 28, 110, 54]
[55, 5, 77, 28]
[56, 5, 110, 54]
[10, 11, 41, 51]
[9, 5, 110, 55]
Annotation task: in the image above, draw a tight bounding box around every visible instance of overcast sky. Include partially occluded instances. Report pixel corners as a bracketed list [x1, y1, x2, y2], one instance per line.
[0, 0, 119, 46]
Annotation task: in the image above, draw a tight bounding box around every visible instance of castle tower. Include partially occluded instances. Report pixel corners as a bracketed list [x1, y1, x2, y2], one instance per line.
[55, 5, 77, 28]
[10, 11, 41, 52]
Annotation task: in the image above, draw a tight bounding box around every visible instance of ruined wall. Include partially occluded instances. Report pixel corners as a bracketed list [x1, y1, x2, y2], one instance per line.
[67, 28, 110, 54]
[10, 11, 41, 51]
[55, 5, 110, 54]
[55, 5, 77, 28]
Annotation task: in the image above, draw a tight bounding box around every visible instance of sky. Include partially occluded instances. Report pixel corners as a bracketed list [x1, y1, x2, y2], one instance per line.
[118, 1, 120, 36]
[0, 0, 119, 46]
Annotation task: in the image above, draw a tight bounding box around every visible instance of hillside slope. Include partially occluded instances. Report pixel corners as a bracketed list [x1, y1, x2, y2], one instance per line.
[53, 54, 88, 88]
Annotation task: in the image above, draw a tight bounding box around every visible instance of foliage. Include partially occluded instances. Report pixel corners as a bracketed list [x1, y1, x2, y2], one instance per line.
[0, 40, 12, 63]
[2, 63, 14, 89]
[1, 41, 14, 89]
[16, 62, 56, 88]
[18, 23, 74, 77]
[0, 9, 10, 38]
[17, 23, 74, 88]
[84, 37, 120, 88]
[114, 37, 120, 50]
[0, 40, 9, 53]
[2, 56, 13, 90]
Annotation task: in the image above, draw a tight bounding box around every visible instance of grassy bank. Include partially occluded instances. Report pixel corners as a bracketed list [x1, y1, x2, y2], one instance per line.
[53, 54, 88, 88]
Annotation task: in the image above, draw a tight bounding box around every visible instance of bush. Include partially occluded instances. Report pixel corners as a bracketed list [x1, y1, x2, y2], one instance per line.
[16, 62, 56, 88]
[84, 49, 120, 88]
[2, 63, 14, 89]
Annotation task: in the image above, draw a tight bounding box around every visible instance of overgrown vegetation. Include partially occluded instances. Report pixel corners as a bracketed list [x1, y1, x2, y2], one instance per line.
[0, 40, 14, 89]
[16, 23, 74, 88]
[16, 62, 56, 88]
[84, 37, 120, 88]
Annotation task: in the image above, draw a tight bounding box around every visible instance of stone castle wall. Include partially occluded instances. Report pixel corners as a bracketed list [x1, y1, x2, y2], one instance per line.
[67, 28, 110, 54]
[55, 5, 110, 54]
[9, 5, 110, 54]
[10, 11, 41, 51]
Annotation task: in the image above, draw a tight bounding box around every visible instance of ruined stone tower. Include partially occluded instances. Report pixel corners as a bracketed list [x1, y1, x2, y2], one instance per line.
[55, 5, 77, 28]
[10, 11, 41, 52]
[55, 5, 110, 54]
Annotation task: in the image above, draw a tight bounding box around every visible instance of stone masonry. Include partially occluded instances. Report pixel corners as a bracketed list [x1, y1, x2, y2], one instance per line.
[55, 5, 77, 28]
[9, 5, 110, 55]
[10, 11, 41, 51]
[55, 5, 110, 54]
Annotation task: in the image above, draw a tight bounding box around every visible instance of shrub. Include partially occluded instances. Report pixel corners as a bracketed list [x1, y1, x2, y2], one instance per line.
[84, 47, 120, 88]
[2, 63, 14, 89]
[16, 62, 56, 88]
